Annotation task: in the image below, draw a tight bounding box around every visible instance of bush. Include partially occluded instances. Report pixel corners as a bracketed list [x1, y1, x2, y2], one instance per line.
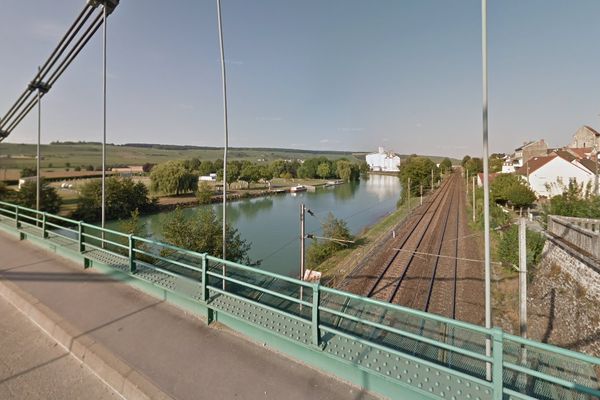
[20, 167, 36, 178]
[72, 177, 154, 221]
[196, 182, 214, 204]
[307, 213, 354, 267]
[497, 224, 545, 273]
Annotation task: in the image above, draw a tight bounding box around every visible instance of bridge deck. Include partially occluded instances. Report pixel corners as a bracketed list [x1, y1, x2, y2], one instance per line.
[0, 230, 375, 400]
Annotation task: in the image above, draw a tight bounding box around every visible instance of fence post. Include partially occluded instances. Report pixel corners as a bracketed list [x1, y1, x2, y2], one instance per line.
[201, 254, 214, 324]
[42, 212, 47, 238]
[78, 221, 84, 252]
[491, 327, 504, 400]
[311, 283, 321, 348]
[128, 234, 136, 273]
[15, 206, 20, 228]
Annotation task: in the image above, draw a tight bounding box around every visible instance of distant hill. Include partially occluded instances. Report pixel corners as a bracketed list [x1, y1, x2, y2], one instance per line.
[0, 142, 458, 169]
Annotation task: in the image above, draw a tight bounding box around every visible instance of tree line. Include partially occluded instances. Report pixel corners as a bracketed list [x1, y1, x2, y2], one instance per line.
[149, 157, 369, 196]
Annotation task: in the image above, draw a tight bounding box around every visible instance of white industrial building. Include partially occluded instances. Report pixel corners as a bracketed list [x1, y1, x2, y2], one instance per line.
[366, 147, 401, 172]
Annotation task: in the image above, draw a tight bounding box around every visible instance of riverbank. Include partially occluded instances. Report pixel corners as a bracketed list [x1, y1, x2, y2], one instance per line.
[155, 177, 344, 211]
[313, 194, 423, 287]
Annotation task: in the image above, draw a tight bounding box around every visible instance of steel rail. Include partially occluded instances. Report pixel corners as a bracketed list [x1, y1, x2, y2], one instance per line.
[375, 175, 456, 303]
[364, 175, 454, 299]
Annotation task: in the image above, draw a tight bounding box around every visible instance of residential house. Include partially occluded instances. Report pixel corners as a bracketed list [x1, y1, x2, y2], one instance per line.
[568, 126, 600, 149]
[515, 140, 548, 165]
[516, 153, 594, 198]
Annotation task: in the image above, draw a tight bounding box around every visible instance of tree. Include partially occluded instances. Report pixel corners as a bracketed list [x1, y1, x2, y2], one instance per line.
[489, 155, 503, 173]
[507, 184, 536, 209]
[198, 161, 214, 177]
[464, 157, 483, 174]
[307, 213, 354, 267]
[440, 158, 453, 173]
[336, 160, 352, 181]
[85, 165, 95, 171]
[150, 160, 198, 195]
[20, 167, 36, 178]
[358, 160, 369, 175]
[317, 162, 331, 179]
[120, 208, 145, 236]
[196, 182, 214, 204]
[490, 173, 536, 208]
[15, 180, 62, 213]
[461, 155, 471, 167]
[0, 182, 16, 202]
[398, 156, 439, 203]
[73, 177, 154, 221]
[162, 207, 256, 265]
[239, 162, 260, 183]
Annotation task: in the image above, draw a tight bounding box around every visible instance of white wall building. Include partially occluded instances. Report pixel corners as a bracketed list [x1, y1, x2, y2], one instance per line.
[366, 147, 400, 172]
[517, 154, 594, 198]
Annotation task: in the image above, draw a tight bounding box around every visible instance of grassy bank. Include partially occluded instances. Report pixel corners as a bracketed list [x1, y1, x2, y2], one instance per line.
[314, 197, 420, 287]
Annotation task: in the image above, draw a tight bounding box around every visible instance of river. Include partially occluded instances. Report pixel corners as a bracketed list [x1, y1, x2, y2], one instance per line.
[108, 174, 401, 278]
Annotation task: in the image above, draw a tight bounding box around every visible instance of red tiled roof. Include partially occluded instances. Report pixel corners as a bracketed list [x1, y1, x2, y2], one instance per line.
[516, 155, 556, 175]
[566, 147, 593, 159]
[552, 150, 577, 162]
[477, 172, 500, 184]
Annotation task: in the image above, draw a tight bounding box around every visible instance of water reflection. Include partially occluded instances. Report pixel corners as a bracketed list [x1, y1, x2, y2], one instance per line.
[365, 174, 401, 201]
[110, 174, 401, 276]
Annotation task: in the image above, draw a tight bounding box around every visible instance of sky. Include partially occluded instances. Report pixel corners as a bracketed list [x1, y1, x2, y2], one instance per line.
[1, 0, 599, 158]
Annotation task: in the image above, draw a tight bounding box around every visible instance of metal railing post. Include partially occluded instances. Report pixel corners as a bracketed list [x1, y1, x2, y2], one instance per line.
[42, 212, 47, 238]
[492, 327, 504, 400]
[128, 234, 136, 273]
[15, 206, 20, 228]
[201, 254, 208, 302]
[201, 254, 214, 324]
[78, 221, 84, 252]
[312, 283, 321, 348]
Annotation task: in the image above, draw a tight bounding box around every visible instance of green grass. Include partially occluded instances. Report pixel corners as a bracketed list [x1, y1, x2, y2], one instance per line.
[0, 142, 458, 169]
[0, 143, 364, 169]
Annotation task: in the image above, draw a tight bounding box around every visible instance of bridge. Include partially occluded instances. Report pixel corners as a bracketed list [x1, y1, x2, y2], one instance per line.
[0, 200, 598, 399]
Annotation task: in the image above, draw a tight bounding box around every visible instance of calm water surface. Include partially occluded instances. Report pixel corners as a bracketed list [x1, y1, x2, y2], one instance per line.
[109, 174, 401, 277]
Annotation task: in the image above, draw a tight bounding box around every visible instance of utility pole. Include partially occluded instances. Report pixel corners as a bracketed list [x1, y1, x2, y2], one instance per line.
[519, 217, 528, 363]
[36, 66, 41, 216]
[300, 203, 306, 282]
[407, 177, 411, 208]
[481, 0, 493, 380]
[101, 4, 107, 245]
[300, 203, 306, 306]
[472, 176, 476, 222]
[594, 141, 599, 196]
[217, 0, 230, 288]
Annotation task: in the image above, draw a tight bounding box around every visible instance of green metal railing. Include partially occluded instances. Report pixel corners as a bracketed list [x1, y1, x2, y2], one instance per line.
[0, 200, 598, 400]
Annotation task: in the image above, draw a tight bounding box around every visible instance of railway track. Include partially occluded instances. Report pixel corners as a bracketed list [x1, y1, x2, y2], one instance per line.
[362, 171, 461, 319]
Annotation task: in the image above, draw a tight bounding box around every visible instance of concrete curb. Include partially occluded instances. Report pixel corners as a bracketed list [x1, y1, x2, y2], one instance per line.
[0, 277, 173, 400]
